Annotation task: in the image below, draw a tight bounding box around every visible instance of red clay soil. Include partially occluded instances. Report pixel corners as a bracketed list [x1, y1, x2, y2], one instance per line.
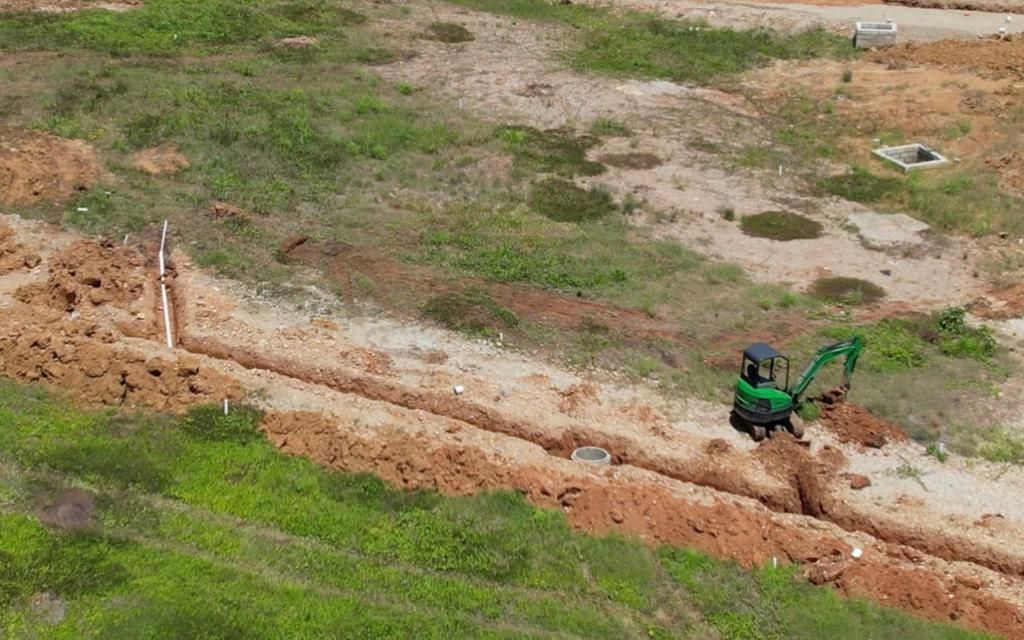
[0, 307, 240, 411]
[261, 410, 1024, 638]
[885, 0, 1024, 12]
[867, 38, 1024, 80]
[0, 129, 101, 206]
[0, 222, 40, 274]
[819, 402, 908, 448]
[972, 282, 1024, 320]
[283, 239, 683, 341]
[14, 238, 159, 339]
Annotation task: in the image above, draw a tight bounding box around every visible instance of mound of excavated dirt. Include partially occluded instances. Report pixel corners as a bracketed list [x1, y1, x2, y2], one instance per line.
[0, 130, 101, 206]
[755, 433, 832, 517]
[0, 311, 239, 411]
[867, 39, 1024, 79]
[15, 238, 149, 309]
[820, 403, 908, 448]
[0, 222, 41, 274]
[131, 143, 189, 176]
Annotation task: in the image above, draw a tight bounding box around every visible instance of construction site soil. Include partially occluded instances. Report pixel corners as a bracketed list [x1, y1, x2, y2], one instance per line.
[1, 215, 1023, 637]
[867, 37, 1024, 79]
[0, 129, 101, 206]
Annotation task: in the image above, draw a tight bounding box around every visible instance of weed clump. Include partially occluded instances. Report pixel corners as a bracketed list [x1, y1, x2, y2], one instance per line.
[740, 211, 822, 241]
[821, 167, 903, 203]
[808, 276, 886, 305]
[529, 178, 615, 223]
[422, 288, 518, 337]
[427, 21, 475, 43]
[498, 125, 605, 177]
[589, 118, 632, 137]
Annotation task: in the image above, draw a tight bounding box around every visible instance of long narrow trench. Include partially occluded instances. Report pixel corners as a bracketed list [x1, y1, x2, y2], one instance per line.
[163, 277, 1024, 580]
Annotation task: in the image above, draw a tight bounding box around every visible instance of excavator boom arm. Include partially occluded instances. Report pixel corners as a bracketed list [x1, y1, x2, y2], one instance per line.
[789, 336, 862, 401]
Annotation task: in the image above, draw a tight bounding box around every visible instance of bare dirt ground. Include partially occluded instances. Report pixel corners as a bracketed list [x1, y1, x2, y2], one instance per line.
[1, 215, 1024, 635]
[374, 2, 982, 307]
[0, 0, 137, 12]
[0, 128, 101, 206]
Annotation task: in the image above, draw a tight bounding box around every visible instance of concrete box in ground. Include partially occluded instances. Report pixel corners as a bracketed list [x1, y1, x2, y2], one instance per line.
[854, 21, 897, 49]
[873, 143, 950, 172]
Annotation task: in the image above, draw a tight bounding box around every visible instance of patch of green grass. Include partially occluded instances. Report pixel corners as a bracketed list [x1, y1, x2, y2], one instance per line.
[0, 0, 366, 57]
[422, 288, 519, 338]
[942, 119, 972, 140]
[427, 21, 475, 43]
[740, 211, 823, 241]
[450, 0, 854, 84]
[731, 145, 783, 170]
[528, 178, 616, 222]
[589, 117, 633, 137]
[822, 166, 903, 203]
[498, 124, 605, 177]
[808, 276, 886, 306]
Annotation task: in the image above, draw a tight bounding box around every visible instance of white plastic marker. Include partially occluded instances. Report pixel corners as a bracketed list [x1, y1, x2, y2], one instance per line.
[159, 220, 174, 349]
[772, 557, 778, 570]
[778, 164, 782, 177]
[851, 548, 863, 559]
[223, 399, 230, 415]
[123, 234, 129, 246]
[453, 385, 465, 396]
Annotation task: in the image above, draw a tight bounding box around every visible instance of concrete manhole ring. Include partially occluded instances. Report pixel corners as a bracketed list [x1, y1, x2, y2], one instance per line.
[570, 446, 611, 466]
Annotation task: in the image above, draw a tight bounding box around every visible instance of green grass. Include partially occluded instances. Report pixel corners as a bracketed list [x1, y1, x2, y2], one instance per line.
[740, 211, 823, 241]
[448, 0, 855, 84]
[498, 125, 605, 177]
[0, 381, 994, 639]
[0, 0, 368, 57]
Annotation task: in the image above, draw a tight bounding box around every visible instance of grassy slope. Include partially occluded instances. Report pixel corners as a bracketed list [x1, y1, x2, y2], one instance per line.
[0, 381, 992, 640]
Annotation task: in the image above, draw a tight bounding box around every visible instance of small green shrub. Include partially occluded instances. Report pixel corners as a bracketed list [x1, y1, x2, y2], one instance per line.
[925, 443, 948, 463]
[841, 68, 853, 83]
[427, 22, 475, 43]
[740, 211, 823, 241]
[528, 178, 615, 223]
[796, 401, 820, 423]
[925, 306, 996, 361]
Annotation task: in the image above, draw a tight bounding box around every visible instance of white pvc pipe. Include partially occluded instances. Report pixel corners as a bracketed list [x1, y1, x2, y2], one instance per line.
[159, 220, 174, 349]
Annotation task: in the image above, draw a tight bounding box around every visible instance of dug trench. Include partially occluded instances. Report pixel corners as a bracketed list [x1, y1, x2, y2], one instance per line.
[260, 410, 1024, 637]
[1, 225, 1023, 635]
[170, 265, 1024, 580]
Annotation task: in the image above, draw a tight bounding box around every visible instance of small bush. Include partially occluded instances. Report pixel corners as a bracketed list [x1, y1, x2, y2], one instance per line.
[925, 306, 996, 361]
[597, 152, 662, 170]
[841, 68, 853, 83]
[809, 277, 886, 305]
[529, 178, 615, 223]
[925, 443, 948, 463]
[821, 167, 903, 203]
[718, 207, 735, 222]
[796, 401, 820, 422]
[740, 211, 822, 241]
[422, 288, 519, 337]
[427, 22, 475, 43]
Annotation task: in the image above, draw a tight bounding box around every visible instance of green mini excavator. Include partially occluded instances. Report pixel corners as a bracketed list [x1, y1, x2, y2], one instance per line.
[732, 336, 863, 441]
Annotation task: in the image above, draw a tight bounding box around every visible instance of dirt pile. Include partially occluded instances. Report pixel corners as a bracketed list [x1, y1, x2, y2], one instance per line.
[0, 310, 239, 411]
[0, 129, 101, 206]
[755, 433, 834, 517]
[14, 238, 157, 336]
[820, 402, 908, 448]
[0, 222, 41, 274]
[131, 143, 189, 176]
[867, 39, 1024, 79]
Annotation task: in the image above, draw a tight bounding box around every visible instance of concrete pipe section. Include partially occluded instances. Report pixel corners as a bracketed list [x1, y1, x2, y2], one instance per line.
[570, 446, 611, 466]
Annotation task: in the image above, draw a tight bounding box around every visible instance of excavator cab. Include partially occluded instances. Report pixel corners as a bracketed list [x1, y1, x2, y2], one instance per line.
[740, 343, 789, 391]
